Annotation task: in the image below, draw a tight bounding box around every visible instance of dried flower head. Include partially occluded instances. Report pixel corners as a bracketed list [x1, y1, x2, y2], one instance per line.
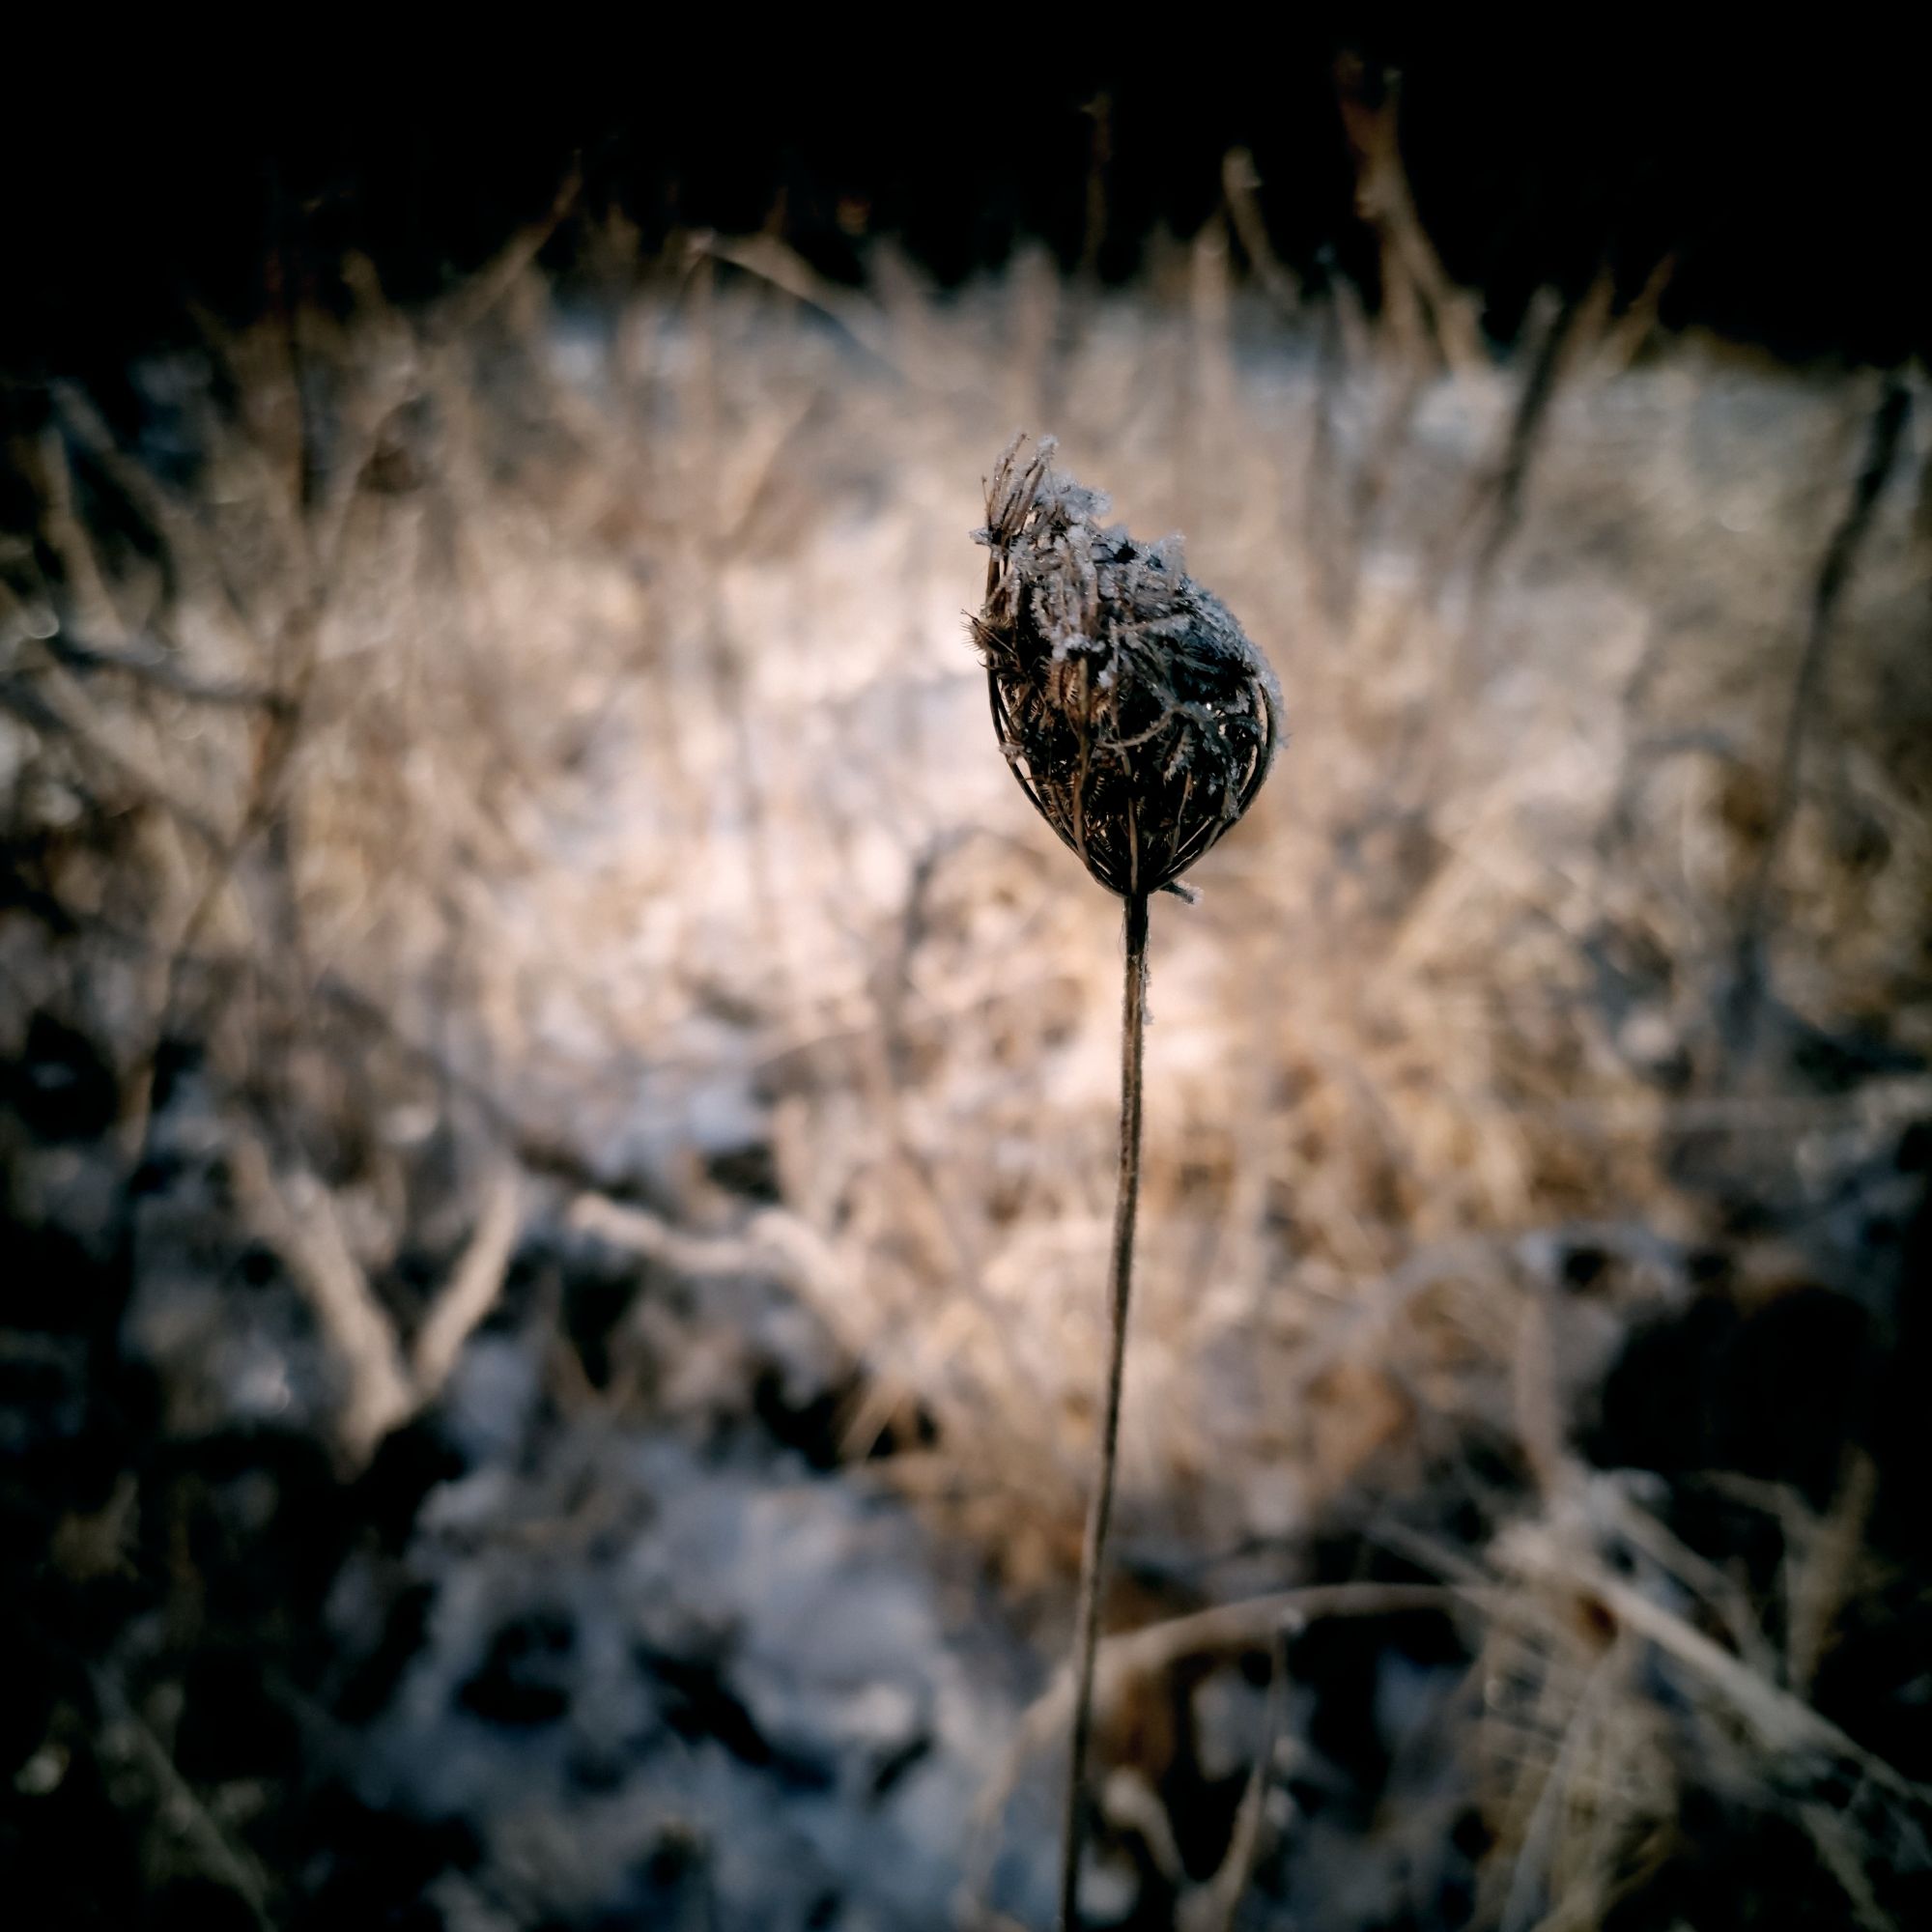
[974, 435, 1283, 900]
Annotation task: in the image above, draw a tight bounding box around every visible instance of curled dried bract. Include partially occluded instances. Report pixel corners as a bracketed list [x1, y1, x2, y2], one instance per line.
[974, 434, 1282, 898]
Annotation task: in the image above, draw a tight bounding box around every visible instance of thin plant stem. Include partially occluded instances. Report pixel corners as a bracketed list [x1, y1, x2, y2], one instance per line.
[1058, 886, 1151, 1932]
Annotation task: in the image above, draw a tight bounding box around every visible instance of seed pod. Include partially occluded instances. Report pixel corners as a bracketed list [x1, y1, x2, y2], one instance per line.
[974, 435, 1282, 899]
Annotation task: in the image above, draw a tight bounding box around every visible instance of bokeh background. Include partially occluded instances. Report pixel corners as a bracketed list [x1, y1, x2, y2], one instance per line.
[4, 41, 1930, 1932]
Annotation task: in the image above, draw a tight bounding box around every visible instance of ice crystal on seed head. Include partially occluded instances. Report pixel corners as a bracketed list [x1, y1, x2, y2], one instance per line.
[974, 435, 1283, 899]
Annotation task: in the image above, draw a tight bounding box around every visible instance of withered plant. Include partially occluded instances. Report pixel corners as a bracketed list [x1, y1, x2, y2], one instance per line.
[974, 435, 1282, 1929]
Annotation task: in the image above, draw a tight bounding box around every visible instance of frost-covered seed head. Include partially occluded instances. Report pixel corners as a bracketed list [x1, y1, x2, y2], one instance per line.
[973, 435, 1283, 899]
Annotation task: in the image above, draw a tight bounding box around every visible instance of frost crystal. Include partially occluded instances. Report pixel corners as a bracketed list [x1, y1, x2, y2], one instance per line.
[974, 435, 1283, 898]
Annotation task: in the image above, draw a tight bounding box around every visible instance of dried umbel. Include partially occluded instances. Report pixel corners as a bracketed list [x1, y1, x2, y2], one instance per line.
[972, 436, 1284, 1930]
[975, 435, 1282, 899]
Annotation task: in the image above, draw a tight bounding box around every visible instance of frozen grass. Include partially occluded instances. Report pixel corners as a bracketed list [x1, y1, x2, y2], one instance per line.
[4, 209, 1930, 1924]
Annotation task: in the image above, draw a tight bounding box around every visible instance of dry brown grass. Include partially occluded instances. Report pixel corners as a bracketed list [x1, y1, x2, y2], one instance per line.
[5, 194, 1929, 1923]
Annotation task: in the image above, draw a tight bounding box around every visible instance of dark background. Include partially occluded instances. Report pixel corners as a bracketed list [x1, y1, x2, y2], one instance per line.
[6, 32, 1926, 377]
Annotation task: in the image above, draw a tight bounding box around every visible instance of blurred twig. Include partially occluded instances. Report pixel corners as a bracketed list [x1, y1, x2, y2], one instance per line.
[89, 1667, 274, 1932]
[39, 629, 288, 712]
[688, 230, 898, 372]
[971, 1582, 1461, 1919]
[1335, 57, 1486, 381]
[412, 1162, 523, 1399]
[1183, 1620, 1291, 1932]
[228, 1124, 417, 1462]
[1726, 379, 1912, 1056]
[230, 1125, 522, 1463]
[1220, 150, 1302, 318]
[1501, 1525, 1932, 1808]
